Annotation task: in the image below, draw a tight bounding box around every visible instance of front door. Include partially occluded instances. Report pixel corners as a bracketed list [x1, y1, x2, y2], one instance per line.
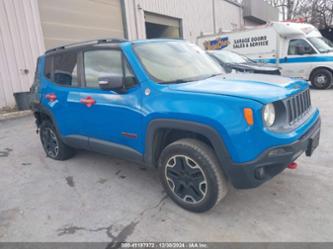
[79, 48, 144, 156]
[279, 39, 317, 79]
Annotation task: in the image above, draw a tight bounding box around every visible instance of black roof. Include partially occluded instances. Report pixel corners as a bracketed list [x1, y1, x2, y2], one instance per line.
[45, 38, 128, 54]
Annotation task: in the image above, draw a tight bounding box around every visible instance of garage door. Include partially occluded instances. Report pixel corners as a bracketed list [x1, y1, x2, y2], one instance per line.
[145, 12, 182, 39]
[38, 0, 125, 49]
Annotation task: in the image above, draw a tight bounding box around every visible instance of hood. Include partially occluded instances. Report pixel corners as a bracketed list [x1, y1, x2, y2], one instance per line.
[227, 63, 279, 72]
[168, 74, 309, 104]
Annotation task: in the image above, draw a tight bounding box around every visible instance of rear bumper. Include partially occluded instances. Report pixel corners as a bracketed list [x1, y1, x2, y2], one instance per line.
[228, 117, 321, 189]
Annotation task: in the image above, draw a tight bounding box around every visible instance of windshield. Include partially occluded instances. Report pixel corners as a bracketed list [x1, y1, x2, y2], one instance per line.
[210, 50, 252, 64]
[133, 41, 223, 83]
[308, 37, 333, 53]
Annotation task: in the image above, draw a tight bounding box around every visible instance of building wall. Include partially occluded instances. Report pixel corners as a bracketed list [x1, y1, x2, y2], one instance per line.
[38, 0, 125, 49]
[124, 0, 243, 43]
[243, 0, 279, 24]
[0, 0, 45, 108]
[214, 0, 243, 32]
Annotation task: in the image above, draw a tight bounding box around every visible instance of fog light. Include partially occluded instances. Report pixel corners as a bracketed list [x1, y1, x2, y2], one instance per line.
[255, 167, 265, 180]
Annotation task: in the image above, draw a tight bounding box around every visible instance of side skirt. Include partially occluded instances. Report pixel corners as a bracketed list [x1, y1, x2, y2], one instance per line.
[64, 135, 144, 165]
[89, 138, 144, 164]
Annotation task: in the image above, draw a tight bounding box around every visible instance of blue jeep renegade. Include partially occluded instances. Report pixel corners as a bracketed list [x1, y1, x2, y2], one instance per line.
[31, 39, 321, 212]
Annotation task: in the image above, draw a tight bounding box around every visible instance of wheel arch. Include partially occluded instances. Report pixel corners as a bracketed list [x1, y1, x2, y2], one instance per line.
[32, 103, 60, 134]
[144, 119, 233, 172]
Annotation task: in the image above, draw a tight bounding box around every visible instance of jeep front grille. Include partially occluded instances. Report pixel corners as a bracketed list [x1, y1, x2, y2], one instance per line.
[286, 89, 311, 124]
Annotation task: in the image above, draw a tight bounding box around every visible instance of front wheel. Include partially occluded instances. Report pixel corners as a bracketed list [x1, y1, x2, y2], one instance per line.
[158, 139, 228, 212]
[310, 69, 333, 89]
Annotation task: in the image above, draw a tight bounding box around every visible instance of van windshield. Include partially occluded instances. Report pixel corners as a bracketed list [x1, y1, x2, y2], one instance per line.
[308, 37, 333, 53]
[134, 41, 223, 84]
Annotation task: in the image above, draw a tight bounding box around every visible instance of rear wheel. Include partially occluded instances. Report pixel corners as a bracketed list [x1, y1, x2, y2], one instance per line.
[158, 138, 228, 212]
[40, 120, 75, 160]
[310, 69, 333, 89]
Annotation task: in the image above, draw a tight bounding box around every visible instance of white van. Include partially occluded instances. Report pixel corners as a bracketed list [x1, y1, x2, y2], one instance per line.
[199, 22, 333, 89]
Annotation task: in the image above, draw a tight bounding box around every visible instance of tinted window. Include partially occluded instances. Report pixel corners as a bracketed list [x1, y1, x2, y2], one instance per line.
[288, 39, 316, 55]
[84, 50, 123, 88]
[53, 52, 79, 86]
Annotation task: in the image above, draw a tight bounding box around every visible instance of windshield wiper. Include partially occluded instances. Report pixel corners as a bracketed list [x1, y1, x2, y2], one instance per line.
[159, 73, 223, 84]
[205, 73, 224, 79]
[321, 49, 333, 53]
[159, 79, 193, 84]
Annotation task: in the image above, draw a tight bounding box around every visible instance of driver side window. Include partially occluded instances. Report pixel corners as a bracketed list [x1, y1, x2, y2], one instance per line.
[83, 49, 137, 89]
[288, 39, 316, 55]
[84, 50, 122, 88]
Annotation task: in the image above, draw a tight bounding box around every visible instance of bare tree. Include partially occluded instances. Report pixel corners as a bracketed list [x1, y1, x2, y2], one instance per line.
[313, 0, 333, 28]
[265, 0, 333, 28]
[265, 0, 294, 20]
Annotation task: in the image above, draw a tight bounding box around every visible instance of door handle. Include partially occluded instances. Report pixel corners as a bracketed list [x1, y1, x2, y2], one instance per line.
[80, 96, 96, 107]
[45, 93, 57, 102]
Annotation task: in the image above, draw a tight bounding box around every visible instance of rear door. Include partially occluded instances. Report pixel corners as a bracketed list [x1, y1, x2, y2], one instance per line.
[79, 48, 144, 155]
[41, 50, 89, 149]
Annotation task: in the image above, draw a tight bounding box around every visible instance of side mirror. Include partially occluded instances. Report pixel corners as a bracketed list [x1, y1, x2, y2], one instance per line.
[98, 76, 124, 92]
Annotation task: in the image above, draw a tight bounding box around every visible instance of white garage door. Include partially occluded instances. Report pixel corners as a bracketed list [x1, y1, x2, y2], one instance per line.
[38, 0, 125, 49]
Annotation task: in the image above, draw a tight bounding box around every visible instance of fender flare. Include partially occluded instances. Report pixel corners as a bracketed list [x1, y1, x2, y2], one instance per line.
[31, 102, 61, 135]
[144, 119, 233, 172]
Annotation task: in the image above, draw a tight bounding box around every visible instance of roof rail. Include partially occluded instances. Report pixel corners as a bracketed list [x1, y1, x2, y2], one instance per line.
[45, 38, 128, 54]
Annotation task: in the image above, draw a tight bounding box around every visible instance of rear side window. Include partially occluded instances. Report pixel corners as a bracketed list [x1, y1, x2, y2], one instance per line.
[44, 52, 79, 87]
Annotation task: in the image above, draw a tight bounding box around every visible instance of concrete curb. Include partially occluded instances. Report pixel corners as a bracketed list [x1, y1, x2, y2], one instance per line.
[0, 110, 32, 121]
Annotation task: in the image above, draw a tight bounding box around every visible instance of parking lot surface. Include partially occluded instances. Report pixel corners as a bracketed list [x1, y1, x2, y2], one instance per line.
[0, 89, 332, 242]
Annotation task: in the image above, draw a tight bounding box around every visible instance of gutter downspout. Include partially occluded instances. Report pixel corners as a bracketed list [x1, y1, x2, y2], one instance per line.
[212, 0, 217, 34]
[133, 0, 140, 39]
[120, 0, 129, 39]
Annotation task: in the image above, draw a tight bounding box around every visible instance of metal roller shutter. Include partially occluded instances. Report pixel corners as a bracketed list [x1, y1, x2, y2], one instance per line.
[38, 0, 125, 49]
[145, 12, 181, 28]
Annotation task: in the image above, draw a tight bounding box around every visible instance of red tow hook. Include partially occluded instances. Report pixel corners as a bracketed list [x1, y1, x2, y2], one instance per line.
[288, 162, 298, 169]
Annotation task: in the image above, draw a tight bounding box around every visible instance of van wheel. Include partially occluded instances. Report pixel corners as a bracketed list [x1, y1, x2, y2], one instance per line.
[158, 138, 228, 212]
[310, 69, 333, 89]
[40, 120, 75, 160]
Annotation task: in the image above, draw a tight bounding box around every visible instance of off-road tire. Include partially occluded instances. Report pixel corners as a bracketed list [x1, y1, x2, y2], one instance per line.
[40, 120, 75, 160]
[158, 138, 228, 212]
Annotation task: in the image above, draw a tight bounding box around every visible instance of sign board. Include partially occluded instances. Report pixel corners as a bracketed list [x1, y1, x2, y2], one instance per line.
[201, 27, 277, 57]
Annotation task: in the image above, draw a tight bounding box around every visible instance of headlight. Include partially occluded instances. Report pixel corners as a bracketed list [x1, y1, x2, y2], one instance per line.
[263, 103, 275, 127]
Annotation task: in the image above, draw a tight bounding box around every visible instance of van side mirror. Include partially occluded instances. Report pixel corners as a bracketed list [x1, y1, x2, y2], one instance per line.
[98, 76, 124, 92]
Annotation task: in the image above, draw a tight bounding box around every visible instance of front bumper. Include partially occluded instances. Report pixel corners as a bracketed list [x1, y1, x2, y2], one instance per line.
[228, 117, 321, 189]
